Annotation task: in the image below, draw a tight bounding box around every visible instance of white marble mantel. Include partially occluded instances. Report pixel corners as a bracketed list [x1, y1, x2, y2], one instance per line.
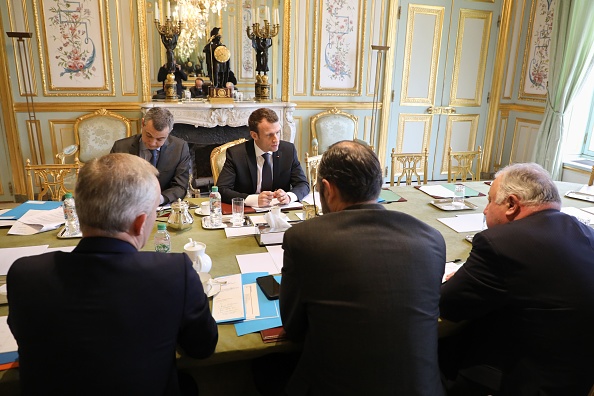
[140, 101, 297, 143]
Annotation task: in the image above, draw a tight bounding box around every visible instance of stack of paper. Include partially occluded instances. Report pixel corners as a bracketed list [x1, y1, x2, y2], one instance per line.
[438, 213, 486, 233]
[211, 272, 283, 336]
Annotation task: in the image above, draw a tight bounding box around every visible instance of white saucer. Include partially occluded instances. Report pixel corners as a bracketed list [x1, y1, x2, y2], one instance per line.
[194, 208, 209, 216]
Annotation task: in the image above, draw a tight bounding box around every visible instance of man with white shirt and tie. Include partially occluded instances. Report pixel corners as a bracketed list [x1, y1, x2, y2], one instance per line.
[111, 107, 190, 204]
[217, 108, 309, 207]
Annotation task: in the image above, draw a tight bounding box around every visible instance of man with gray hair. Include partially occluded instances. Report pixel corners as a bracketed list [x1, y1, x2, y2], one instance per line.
[7, 153, 217, 395]
[440, 163, 594, 395]
[111, 107, 190, 204]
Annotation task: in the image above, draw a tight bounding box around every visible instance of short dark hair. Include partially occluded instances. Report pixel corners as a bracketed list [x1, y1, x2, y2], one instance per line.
[143, 107, 174, 132]
[248, 108, 279, 134]
[318, 140, 382, 204]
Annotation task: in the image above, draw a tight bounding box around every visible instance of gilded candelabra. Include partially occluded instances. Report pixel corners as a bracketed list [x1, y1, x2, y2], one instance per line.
[246, 16, 280, 101]
[154, 6, 183, 102]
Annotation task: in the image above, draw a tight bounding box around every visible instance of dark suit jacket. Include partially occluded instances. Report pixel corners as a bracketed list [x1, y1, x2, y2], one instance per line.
[217, 139, 309, 204]
[111, 134, 191, 204]
[440, 209, 594, 394]
[7, 237, 218, 396]
[280, 204, 446, 395]
[189, 86, 206, 98]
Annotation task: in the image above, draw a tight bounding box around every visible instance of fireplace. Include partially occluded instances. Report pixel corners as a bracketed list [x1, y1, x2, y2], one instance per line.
[171, 123, 251, 189]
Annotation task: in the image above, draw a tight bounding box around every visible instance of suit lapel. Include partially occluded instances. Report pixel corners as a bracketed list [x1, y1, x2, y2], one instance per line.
[246, 140, 258, 192]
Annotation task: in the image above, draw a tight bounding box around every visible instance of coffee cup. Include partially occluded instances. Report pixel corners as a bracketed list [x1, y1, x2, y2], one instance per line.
[200, 201, 210, 215]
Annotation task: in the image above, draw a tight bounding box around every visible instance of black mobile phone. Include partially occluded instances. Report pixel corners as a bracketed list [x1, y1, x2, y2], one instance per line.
[256, 275, 280, 300]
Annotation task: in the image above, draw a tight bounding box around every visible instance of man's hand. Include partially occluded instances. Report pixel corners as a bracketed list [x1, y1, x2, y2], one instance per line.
[258, 191, 275, 207]
[273, 189, 291, 205]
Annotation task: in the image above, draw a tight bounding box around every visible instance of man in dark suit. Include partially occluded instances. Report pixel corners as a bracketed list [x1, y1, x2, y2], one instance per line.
[189, 78, 206, 98]
[279, 141, 446, 395]
[111, 107, 190, 204]
[217, 108, 309, 206]
[440, 163, 594, 395]
[7, 153, 218, 395]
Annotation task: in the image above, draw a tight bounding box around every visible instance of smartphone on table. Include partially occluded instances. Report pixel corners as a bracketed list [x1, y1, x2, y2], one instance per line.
[256, 275, 280, 300]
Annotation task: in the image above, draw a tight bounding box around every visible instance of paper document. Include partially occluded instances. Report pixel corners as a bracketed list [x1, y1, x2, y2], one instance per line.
[224, 226, 257, 238]
[0, 200, 63, 220]
[7, 208, 65, 235]
[0, 317, 17, 354]
[561, 207, 594, 225]
[211, 274, 245, 323]
[579, 206, 594, 215]
[301, 192, 321, 205]
[236, 252, 281, 274]
[0, 210, 16, 227]
[419, 185, 456, 198]
[578, 185, 594, 195]
[266, 245, 284, 272]
[0, 245, 49, 276]
[438, 213, 486, 233]
[251, 199, 303, 212]
[443, 261, 464, 283]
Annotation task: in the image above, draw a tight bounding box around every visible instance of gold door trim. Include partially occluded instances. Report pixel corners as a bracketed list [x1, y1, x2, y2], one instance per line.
[401, 4, 445, 106]
[450, 9, 492, 107]
[396, 113, 432, 153]
[440, 114, 479, 174]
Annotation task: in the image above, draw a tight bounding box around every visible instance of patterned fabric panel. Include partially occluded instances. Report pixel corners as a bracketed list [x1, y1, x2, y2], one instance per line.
[78, 116, 129, 162]
[316, 115, 356, 153]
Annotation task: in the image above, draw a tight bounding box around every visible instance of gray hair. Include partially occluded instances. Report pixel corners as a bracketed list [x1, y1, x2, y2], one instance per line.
[75, 153, 160, 233]
[143, 107, 174, 132]
[494, 163, 561, 206]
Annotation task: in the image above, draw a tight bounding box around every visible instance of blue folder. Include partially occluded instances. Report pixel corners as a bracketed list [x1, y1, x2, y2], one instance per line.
[0, 201, 63, 220]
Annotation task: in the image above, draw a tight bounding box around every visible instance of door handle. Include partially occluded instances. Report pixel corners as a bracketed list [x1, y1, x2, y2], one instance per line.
[426, 106, 456, 115]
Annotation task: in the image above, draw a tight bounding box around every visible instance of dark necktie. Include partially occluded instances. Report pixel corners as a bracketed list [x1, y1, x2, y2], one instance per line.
[150, 149, 158, 167]
[261, 153, 273, 192]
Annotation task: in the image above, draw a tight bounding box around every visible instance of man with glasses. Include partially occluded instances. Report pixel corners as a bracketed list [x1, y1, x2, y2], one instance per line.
[111, 107, 190, 204]
[217, 108, 309, 207]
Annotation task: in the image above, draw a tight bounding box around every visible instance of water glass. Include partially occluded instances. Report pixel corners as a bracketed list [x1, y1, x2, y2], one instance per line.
[452, 184, 466, 208]
[232, 197, 244, 226]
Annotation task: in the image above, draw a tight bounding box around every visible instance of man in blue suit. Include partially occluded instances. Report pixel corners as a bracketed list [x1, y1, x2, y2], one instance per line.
[217, 108, 309, 207]
[7, 153, 218, 395]
[440, 163, 594, 394]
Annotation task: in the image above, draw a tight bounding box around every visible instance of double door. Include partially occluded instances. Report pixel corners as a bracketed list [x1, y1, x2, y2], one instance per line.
[387, 0, 501, 180]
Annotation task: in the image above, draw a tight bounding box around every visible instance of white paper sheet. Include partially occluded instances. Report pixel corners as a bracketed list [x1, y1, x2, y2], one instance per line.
[243, 283, 261, 320]
[0, 317, 18, 354]
[236, 252, 280, 274]
[437, 213, 486, 233]
[561, 207, 594, 225]
[443, 261, 464, 283]
[579, 206, 594, 215]
[266, 245, 284, 272]
[0, 245, 49, 275]
[7, 207, 65, 235]
[0, 210, 16, 227]
[211, 274, 245, 323]
[301, 192, 321, 205]
[224, 226, 257, 238]
[578, 184, 594, 195]
[419, 185, 456, 198]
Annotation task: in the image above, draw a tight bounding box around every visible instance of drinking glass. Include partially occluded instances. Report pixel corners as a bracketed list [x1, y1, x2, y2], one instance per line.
[452, 184, 466, 208]
[232, 197, 244, 226]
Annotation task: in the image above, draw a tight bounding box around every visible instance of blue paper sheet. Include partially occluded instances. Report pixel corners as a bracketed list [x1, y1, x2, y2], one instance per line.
[0, 201, 63, 220]
[234, 274, 283, 336]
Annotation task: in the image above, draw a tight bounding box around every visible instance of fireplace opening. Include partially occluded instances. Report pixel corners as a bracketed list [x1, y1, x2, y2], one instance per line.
[171, 123, 251, 191]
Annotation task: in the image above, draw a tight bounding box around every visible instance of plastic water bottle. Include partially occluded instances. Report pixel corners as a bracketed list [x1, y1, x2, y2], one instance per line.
[62, 193, 80, 236]
[154, 223, 171, 253]
[209, 186, 222, 227]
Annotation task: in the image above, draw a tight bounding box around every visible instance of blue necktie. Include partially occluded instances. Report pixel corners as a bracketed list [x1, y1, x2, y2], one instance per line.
[261, 153, 273, 192]
[150, 149, 158, 167]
